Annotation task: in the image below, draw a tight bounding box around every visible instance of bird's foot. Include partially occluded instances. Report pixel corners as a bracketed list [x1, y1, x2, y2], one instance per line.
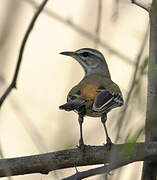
[77, 144, 87, 151]
[77, 139, 89, 151]
[105, 137, 113, 151]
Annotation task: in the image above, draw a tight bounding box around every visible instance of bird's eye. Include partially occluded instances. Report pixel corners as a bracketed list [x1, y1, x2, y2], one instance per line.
[82, 52, 89, 57]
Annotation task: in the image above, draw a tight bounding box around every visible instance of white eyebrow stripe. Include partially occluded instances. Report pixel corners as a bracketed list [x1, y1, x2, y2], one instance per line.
[76, 49, 103, 59]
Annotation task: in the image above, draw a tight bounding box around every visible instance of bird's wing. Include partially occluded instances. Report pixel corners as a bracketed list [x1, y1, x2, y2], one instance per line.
[93, 89, 123, 113]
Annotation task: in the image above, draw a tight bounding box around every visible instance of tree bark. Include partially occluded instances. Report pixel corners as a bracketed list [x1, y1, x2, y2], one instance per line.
[142, 1, 157, 179]
[0, 143, 157, 178]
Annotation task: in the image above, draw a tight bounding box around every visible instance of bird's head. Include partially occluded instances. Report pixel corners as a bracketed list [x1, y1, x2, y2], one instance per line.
[60, 48, 111, 77]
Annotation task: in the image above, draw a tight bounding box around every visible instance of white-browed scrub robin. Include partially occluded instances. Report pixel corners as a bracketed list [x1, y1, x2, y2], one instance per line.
[59, 48, 124, 150]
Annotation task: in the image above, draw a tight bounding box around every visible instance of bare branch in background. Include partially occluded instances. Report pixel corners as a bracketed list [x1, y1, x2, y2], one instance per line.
[0, 0, 48, 178]
[2, 79, 58, 177]
[0, 143, 157, 178]
[0, 0, 49, 108]
[0, 0, 23, 75]
[0, 80, 59, 179]
[115, 26, 149, 142]
[9, 94, 49, 153]
[131, 0, 151, 12]
[25, 0, 134, 66]
[95, 0, 102, 48]
[10, 95, 59, 179]
[112, 0, 120, 21]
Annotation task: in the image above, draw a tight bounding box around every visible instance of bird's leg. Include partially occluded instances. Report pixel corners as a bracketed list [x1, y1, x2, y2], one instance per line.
[101, 113, 112, 150]
[78, 115, 85, 149]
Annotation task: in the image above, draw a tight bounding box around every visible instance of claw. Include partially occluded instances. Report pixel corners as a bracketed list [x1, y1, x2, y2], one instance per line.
[78, 139, 86, 150]
[77, 141, 89, 151]
[105, 137, 113, 151]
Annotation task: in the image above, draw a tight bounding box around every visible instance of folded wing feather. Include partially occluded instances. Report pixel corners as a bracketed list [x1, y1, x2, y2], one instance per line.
[93, 89, 123, 113]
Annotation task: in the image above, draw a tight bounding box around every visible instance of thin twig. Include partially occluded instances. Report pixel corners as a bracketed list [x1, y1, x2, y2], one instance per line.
[63, 165, 111, 180]
[63, 153, 142, 180]
[24, 0, 134, 66]
[95, 0, 102, 48]
[112, 0, 120, 21]
[131, 0, 151, 12]
[0, 0, 49, 107]
[63, 163, 127, 180]
[115, 26, 149, 142]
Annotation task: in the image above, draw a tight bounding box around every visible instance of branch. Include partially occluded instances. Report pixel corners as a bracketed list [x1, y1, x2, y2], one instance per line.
[63, 165, 114, 180]
[64, 142, 157, 180]
[0, 0, 49, 108]
[0, 143, 157, 178]
[0, 143, 12, 180]
[131, 0, 151, 12]
[142, 1, 157, 179]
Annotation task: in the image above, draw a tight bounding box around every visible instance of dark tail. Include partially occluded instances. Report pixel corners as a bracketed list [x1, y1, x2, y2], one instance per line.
[59, 102, 76, 111]
[59, 98, 86, 111]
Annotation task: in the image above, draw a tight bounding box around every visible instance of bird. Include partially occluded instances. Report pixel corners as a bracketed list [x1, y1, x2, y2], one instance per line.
[59, 48, 123, 150]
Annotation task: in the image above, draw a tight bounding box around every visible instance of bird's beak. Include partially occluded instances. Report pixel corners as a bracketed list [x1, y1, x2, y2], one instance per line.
[60, 51, 75, 57]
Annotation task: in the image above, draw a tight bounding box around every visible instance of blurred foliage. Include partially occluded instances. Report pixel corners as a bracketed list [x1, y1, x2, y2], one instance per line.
[141, 57, 149, 74]
[122, 127, 144, 157]
[152, 0, 157, 14]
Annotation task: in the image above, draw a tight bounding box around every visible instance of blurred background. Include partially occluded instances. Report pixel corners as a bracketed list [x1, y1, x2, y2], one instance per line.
[0, 0, 150, 179]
